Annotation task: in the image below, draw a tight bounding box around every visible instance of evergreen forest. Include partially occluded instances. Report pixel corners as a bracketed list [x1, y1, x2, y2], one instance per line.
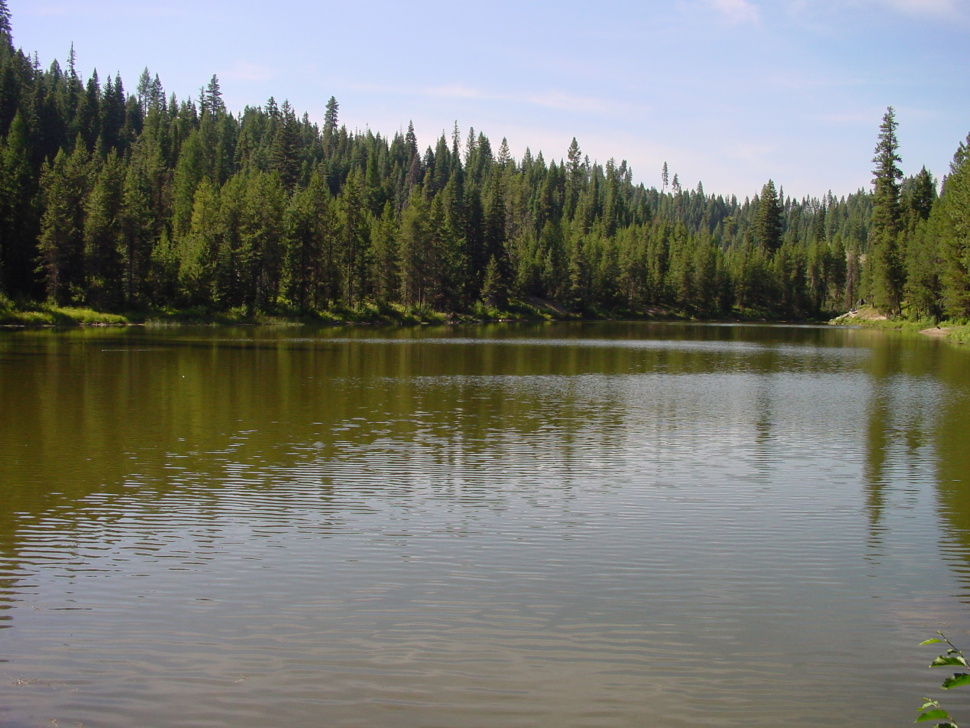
[1, 3, 969, 324]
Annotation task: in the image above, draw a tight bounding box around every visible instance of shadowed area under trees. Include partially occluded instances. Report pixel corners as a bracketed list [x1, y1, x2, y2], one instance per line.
[0, 4, 966, 324]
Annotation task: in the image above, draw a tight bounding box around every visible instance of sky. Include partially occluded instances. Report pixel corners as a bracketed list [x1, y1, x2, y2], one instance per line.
[9, 0, 970, 201]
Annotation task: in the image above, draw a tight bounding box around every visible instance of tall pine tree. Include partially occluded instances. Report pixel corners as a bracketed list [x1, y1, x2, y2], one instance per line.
[753, 180, 782, 253]
[939, 132, 970, 319]
[868, 107, 905, 316]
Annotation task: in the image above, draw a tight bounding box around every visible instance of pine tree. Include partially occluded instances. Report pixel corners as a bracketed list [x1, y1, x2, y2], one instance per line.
[369, 201, 398, 303]
[732, 239, 771, 312]
[118, 154, 156, 307]
[0, 0, 11, 44]
[480, 254, 507, 308]
[939, 132, 970, 319]
[904, 167, 936, 227]
[753, 180, 782, 253]
[497, 137, 511, 168]
[405, 121, 418, 161]
[339, 169, 369, 305]
[83, 153, 125, 309]
[483, 178, 507, 279]
[270, 100, 300, 190]
[240, 170, 285, 312]
[38, 143, 90, 304]
[900, 167, 939, 319]
[201, 74, 225, 117]
[565, 138, 583, 221]
[99, 74, 128, 155]
[398, 187, 430, 306]
[170, 129, 206, 238]
[426, 193, 454, 307]
[323, 96, 338, 151]
[441, 173, 470, 302]
[539, 218, 567, 300]
[868, 107, 905, 316]
[0, 110, 39, 298]
[177, 178, 220, 306]
[463, 184, 484, 285]
[284, 172, 334, 311]
[76, 70, 101, 152]
[905, 215, 943, 320]
[692, 233, 720, 315]
[137, 67, 152, 112]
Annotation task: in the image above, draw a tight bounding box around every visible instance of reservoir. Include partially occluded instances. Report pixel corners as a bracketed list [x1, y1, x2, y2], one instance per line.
[2, 322, 969, 727]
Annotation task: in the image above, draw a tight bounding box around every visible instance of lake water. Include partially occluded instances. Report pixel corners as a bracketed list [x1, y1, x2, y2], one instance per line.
[2, 322, 970, 727]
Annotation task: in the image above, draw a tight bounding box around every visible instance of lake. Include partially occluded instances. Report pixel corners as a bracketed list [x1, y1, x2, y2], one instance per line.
[1, 321, 969, 727]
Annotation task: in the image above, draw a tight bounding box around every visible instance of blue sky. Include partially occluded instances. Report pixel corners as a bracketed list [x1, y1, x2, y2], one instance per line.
[10, 0, 970, 200]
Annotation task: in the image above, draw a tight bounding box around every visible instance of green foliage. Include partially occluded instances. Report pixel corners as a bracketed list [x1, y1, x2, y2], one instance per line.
[906, 215, 944, 321]
[37, 144, 91, 304]
[284, 172, 334, 311]
[869, 107, 905, 316]
[919, 633, 970, 727]
[753, 179, 783, 253]
[480, 254, 507, 309]
[939, 133, 970, 319]
[1, 9, 969, 328]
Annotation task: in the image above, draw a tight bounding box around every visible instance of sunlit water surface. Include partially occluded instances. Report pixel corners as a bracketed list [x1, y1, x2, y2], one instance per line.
[2, 322, 970, 727]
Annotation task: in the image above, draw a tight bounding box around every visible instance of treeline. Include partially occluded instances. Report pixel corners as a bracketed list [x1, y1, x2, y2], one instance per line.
[0, 5, 967, 321]
[864, 108, 970, 322]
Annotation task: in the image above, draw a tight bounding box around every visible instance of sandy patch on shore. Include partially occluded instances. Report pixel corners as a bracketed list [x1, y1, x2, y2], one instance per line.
[832, 307, 888, 323]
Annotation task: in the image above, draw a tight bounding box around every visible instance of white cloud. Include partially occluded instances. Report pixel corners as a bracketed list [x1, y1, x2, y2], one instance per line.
[815, 110, 880, 125]
[789, 0, 970, 22]
[426, 84, 483, 100]
[705, 0, 761, 23]
[25, 1, 187, 20]
[526, 91, 613, 115]
[347, 83, 622, 119]
[222, 61, 274, 83]
[423, 86, 614, 116]
[877, 0, 967, 18]
[723, 140, 778, 163]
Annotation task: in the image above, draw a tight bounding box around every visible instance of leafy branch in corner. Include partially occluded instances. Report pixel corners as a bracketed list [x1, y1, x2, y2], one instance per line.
[918, 632, 970, 727]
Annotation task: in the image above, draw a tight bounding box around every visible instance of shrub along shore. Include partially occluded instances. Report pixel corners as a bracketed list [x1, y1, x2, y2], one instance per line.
[3, 298, 968, 346]
[0, 298, 685, 328]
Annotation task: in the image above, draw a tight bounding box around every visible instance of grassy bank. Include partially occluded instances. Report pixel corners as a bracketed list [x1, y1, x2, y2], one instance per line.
[0, 303, 130, 327]
[829, 306, 970, 345]
[0, 298, 600, 329]
[0, 296, 832, 330]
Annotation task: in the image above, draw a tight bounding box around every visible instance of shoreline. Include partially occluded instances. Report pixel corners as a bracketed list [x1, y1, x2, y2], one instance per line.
[5, 302, 966, 344]
[829, 306, 970, 345]
[0, 300, 788, 331]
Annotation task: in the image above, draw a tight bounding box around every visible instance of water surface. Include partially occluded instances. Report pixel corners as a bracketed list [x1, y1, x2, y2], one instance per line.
[2, 322, 970, 727]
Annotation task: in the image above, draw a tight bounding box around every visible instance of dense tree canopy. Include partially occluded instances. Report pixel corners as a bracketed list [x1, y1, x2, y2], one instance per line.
[0, 7, 965, 323]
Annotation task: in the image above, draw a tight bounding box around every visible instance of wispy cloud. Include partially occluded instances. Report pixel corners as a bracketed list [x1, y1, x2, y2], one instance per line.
[704, 0, 761, 23]
[222, 61, 274, 83]
[815, 110, 879, 125]
[425, 85, 632, 118]
[425, 84, 485, 100]
[527, 91, 614, 115]
[763, 70, 867, 91]
[348, 82, 623, 118]
[876, 0, 967, 19]
[26, 1, 187, 20]
[724, 140, 778, 163]
[788, 0, 970, 23]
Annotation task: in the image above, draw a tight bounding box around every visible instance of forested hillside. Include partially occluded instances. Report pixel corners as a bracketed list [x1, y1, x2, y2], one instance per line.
[1, 2, 967, 322]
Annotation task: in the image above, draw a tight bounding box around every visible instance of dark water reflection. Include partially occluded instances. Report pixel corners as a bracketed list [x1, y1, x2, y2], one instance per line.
[1, 322, 969, 727]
